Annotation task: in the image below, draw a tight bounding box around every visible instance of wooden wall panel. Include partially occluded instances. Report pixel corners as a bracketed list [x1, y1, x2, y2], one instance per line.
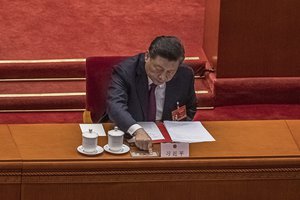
[204, 0, 300, 78]
[203, 0, 220, 69]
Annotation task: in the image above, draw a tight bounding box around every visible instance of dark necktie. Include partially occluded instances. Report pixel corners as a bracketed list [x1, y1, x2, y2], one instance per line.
[147, 83, 157, 121]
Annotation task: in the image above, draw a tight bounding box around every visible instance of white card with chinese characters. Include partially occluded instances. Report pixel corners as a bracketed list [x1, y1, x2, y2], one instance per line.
[160, 143, 189, 158]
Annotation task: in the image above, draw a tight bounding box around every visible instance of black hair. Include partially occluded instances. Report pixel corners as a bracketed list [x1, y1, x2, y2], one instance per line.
[148, 36, 185, 63]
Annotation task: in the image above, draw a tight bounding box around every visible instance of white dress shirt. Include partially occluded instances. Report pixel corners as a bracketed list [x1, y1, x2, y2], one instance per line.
[127, 78, 166, 135]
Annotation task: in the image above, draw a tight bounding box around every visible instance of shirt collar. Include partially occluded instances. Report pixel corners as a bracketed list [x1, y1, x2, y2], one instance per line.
[148, 77, 165, 88]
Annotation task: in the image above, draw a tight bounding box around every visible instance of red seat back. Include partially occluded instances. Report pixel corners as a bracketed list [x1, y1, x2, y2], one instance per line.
[85, 56, 128, 122]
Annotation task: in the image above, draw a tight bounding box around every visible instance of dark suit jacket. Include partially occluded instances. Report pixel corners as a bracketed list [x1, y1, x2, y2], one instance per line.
[106, 53, 197, 133]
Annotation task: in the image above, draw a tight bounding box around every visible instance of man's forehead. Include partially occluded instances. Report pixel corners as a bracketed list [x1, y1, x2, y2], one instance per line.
[152, 56, 180, 66]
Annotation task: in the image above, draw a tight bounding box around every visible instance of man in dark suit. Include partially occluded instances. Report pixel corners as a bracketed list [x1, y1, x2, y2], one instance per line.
[106, 36, 196, 150]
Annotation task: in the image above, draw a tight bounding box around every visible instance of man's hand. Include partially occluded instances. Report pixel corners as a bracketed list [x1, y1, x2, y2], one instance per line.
[134, 128, 152, 152]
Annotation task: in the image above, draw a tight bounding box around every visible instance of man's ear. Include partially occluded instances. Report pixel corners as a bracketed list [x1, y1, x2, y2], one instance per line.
[145, 51, 150, 62]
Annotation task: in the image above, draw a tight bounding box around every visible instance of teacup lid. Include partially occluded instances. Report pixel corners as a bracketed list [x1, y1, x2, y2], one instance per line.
[82, 129, 98, 138]
[108, 126, 124, 136]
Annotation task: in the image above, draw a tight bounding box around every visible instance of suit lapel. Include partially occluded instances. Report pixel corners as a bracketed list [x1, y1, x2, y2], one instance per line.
[163, 75, 178, 120]
[136, 55, 148, 120]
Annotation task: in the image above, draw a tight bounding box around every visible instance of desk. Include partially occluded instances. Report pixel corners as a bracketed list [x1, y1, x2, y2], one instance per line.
[2, 120, 300, 200]
[0, 125, 22, 200]
[287, 120, 300, 148]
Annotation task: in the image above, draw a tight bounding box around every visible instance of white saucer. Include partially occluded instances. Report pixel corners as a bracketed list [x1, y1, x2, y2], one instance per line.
[77, 145, 104, 156]
[104, 144, 130, 154]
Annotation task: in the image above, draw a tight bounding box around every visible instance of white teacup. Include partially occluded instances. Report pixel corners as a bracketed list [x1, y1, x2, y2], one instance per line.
[82, 129, 98, 153]
[108, 127, 124, 152]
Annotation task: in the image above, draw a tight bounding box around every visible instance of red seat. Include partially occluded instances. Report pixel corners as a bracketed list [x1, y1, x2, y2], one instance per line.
[84, 56, 127, 123]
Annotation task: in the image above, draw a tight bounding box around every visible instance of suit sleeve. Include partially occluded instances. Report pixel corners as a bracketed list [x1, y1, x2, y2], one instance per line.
[106, 65, 137, 132]
[185, 69, 197, 121]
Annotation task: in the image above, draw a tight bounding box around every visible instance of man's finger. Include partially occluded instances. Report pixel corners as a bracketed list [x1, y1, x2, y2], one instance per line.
[148, 143, 153, 154]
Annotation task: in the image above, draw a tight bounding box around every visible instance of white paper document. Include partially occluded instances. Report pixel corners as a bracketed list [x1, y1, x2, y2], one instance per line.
[137, 122, 165, 140]
[163, 121, 215, 143]
[79, 124, 106, 136]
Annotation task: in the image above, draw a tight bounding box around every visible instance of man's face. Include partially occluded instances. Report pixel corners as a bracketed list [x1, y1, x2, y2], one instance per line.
[145, 53, 180, 85]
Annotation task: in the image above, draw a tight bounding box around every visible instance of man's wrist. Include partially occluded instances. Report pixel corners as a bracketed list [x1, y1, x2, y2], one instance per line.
[127, 124, 142, 136]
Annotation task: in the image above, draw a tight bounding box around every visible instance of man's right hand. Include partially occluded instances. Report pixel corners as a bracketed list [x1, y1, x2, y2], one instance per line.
[134, 128, 152, 152]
